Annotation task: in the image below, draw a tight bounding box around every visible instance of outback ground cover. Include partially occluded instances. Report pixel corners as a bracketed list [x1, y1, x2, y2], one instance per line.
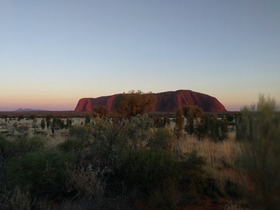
[0, 96, 279, 210]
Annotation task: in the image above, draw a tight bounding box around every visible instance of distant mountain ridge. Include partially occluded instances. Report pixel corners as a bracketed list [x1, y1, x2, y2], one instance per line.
[75, 90, 227, 113]
[14, 108, 47, 112]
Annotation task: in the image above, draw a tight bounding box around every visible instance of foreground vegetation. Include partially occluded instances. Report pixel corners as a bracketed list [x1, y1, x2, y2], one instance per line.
[0, 95, 279, 210]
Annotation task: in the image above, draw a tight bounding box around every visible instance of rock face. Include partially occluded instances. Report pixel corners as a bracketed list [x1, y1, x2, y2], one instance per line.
[75, 90, 226, 113]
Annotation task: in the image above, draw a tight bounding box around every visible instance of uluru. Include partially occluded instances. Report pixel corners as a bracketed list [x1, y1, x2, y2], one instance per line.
[75, 90, 226, 113]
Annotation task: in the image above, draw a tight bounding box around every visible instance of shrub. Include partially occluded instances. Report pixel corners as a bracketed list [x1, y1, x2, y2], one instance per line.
[52, 118, 65, 129]
[66, 165, 105, 200]
[147, 182, 182, 210]
[12, 136, 45, 156]
[148, 127, 175, 152]
[183, 105, 203, 136]
[68, 126, 92, 141]
[89, 118, 127, 170]
[120, 149, 180, 196]
[238, 96, 280, 209]
[122, 115, 154, 149]
[0, 186, 31, 210]
[224, 179, 244, 199]
[93, 106, 109, 118]
[60, 198, 103, 210]
[153, 116, 170, 128]
[119, 149, 207, 208]
[202, 115, 228, 141]
[174, 107, 184, 139]
[0, 134, 13, 160]
[0, 135, 13, 189]
[7, 149, 73, 199]
[179, 151, 206, 196]
[0, 135, 45, 161]
[58, 137, 90, 154]
[114, 90, 156, 117]
[14, 125, 29, 136]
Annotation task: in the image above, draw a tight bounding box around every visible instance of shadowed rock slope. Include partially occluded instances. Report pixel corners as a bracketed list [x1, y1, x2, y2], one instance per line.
[75, 90, 226, 113]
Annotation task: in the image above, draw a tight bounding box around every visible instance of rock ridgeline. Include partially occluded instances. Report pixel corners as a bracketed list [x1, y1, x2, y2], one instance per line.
[75, 90, 227, 113]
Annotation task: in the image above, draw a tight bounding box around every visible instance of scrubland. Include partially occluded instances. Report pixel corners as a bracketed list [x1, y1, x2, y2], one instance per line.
[0, 97, 279, 210]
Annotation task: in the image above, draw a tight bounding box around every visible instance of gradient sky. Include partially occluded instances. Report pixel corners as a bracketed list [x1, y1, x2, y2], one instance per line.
[1, 0, 279, 111]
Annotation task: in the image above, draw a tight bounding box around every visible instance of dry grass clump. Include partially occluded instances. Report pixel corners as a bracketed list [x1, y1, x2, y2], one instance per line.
[66, 165, 105, 200]
[44, 130, 68, 148]
[178, 133, 240, 170]
[178, 133, 244, 197]
[0, 186, 31, 210]
[224, 202, 250, 210]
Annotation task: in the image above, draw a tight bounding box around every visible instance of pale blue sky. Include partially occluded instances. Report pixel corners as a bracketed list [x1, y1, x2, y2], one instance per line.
[0, 0, 279, 111]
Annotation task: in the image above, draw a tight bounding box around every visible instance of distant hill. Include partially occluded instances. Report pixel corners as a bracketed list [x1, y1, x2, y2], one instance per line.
[14, 108, 47, 112]
[75, 90, 227, 113]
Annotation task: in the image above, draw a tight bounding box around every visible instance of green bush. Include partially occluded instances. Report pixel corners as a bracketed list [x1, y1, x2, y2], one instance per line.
[1, 136, 46, 191]
[0, 134, 13, 160]
[238, 96, 280, 209]
[89, 118, 128, 170]
[122, 115, 154, 149]
[0, 186, 31, 210]
[68, 126, 92, 141]
[148, 127, 175, 152]
[65, 166, 105, 200]
[0, 135, 13, 189]
[59, 126, 94, 165]
[58, 137, 90, 154]
[179, 151, 206, 197]
[120, 149, 180, 195]
[1, 135, 45, 159]
[7, 149, 73, 199]
[12, 136, 45, 156]
[118, 149, 207, 208]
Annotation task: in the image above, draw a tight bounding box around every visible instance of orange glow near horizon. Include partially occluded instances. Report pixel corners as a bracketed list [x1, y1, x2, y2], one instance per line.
[0, 96, 250, 112]
[1, 89, 277, 112]
[0, 96, 78, 111]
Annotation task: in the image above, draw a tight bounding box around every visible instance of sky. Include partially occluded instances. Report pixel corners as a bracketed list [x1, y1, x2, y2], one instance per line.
[0, 0, 279, 111]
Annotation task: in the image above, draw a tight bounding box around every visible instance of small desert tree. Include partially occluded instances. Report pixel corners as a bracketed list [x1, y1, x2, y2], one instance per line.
[183, 105, 203, 135]
[85, 115, 91, 125]
[114, 90, 156, 117]
[174, 107, 184, 139]
[239, 95, 280, 209]
[51, 118, 65, 130]
[40, 119, 46, 130]
[66, 118, 73, 128]
[46, 116, 51, 129]
[93, 105, 109, 118]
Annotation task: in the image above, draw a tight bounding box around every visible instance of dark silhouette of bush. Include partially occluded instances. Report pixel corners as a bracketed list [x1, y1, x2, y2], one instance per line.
[0, 134, 13, 161]
[0, 136, 45, 162]
[114, 90, 156, 117]
[12, 136, 45, 156]
[58, 136, 91, 157]
[120, 149, 180, 196]
[51, 117, 65, 129]
[174, 107, 184, 139]
[118, 149, 207, 208]
[93, 105, 109, 118]
[89, 118, 128, 170]
[238, 96, 280, 209]
[148, 127, 175, 152]
[205, 115, 228, 141]
[183, 105, 203, 135]
[179, 151, 206, 198]
[68, 126, 92, 141]
[40, 118, 46, 130]
[121, 115, 153, 150]
[7, 149, 73, 199]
